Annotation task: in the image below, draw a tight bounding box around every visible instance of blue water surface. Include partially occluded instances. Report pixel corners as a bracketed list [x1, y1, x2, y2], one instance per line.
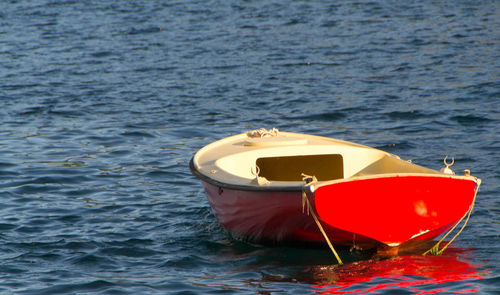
[1, 0, 499, 294]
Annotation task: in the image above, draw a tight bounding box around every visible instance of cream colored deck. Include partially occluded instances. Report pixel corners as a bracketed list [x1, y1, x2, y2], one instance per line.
[192, 131, 441, 188]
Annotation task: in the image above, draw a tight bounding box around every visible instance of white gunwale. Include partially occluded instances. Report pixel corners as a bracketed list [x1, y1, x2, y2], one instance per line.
[190, 131, 478, 191]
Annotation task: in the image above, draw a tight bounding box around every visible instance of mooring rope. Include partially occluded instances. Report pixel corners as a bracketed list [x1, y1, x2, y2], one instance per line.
[301, 174, 343, 265]
[423, 178, 481, 256]
[246, 128, 279, 138]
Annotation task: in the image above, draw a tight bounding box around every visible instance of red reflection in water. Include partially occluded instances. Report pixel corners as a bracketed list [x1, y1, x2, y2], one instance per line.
[311, 252, 488, 294]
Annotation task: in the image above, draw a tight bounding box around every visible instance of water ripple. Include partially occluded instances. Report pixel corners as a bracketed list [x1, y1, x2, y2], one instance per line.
[0, 0, 498, 294]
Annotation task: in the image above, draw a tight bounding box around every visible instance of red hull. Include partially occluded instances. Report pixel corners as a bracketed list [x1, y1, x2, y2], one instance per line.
[202, 181, 371, 247]
[201, 175, 477, 250]
[315, 175, 477, 246]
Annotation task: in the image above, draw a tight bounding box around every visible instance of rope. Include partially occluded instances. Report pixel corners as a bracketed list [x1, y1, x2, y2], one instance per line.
[246, 128, 279, 138]
[250, 165, 269, 185]
[423, 178, 481, 256]
[301, 174, 343, 265]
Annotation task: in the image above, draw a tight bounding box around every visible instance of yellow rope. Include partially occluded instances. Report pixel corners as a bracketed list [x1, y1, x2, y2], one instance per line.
[246, 128, 279, 138]
[423, 178, 481, 256]
[301, 174, 343, 265]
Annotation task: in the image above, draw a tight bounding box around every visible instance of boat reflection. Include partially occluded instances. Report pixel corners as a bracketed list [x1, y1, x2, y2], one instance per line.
[308, 248, 488, 294]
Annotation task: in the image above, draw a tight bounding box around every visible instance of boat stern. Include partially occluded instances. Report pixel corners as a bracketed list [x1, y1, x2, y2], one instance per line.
[313, 174, 479, 248]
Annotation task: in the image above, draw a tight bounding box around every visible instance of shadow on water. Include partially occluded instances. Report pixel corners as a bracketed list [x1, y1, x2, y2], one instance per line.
[205, 238, 491, 294]
[304, 252, 489, 294]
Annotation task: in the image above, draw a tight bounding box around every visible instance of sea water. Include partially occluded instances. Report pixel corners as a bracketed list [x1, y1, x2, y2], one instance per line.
[0, 0, 498, 294]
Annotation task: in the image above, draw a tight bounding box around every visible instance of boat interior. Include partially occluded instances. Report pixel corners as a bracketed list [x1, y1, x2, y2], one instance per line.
[214, 144, 439, 184]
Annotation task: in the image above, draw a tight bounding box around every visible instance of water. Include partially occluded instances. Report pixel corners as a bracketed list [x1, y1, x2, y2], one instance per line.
[0, 0, 498, 293]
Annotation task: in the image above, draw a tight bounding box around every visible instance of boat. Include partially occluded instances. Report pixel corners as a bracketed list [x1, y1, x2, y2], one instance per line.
[190, 128, 481, 258]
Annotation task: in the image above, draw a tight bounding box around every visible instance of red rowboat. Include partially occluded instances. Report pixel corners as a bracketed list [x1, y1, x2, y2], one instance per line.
[190, 129, 480, 256]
